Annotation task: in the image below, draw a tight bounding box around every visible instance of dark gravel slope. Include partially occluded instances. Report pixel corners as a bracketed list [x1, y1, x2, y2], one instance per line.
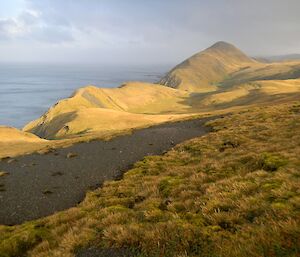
[0, 117, 214, 225]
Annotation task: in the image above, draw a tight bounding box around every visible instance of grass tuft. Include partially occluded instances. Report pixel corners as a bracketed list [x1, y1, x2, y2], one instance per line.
[260, 153, 288, 172]
[0, 171, 9, 177]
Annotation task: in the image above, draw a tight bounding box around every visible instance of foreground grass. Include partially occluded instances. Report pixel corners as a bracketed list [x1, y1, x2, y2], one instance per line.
[1, 102, 300, 257]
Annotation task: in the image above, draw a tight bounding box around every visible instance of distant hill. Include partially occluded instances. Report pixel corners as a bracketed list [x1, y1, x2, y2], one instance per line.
[255, 54, 300, 63]
[0, 126, 45, 142]
[0, 126, 48, 158]
[159, 41, 256, 92]
[22, 41, 300, 139]
[23, 82, 189, 139]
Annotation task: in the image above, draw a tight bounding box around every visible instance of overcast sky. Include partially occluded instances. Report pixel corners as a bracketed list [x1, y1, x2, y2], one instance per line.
[0, 0, 299, 65]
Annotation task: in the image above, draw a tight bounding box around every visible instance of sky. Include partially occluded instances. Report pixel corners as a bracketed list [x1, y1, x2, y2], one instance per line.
[0, 0, 300, 65]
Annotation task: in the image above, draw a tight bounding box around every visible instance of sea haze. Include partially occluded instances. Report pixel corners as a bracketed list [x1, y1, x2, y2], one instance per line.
[0, 63, 169, 128]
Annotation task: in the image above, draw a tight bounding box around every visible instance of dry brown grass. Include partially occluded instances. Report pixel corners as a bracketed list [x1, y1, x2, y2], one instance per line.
[17, 42, 300, 141]
[1, 101, 300, 257]
[22, 82, 190, 139]
[0, 127, 49, 159]
[0, 127, 45, 143]
[0, 171, 9, 177]
[222, 61, 300, 87]
[159, 41, 256, 92]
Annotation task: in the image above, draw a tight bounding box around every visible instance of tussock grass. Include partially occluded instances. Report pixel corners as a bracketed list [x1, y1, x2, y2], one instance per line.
[1, 102, 300, 257]
[0, 171, 9, 177]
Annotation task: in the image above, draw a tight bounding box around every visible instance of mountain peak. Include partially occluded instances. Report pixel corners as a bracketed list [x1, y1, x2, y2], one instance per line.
[208, 41, 238, 51]
[159, 41, 255, 92]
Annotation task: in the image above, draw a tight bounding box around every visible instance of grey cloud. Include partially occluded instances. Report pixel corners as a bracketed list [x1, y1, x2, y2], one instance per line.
[18, 10, 39, 25]
[1, 0, 300, 64]
[0, 18, 18, 40]
[0, 2, 74, 44]
[31, 26, 74, 44]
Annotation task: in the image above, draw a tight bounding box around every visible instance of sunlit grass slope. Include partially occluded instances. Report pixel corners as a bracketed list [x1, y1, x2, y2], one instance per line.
[190, 79, 300, 108]
[0, 127, 49, 158]
[29, 108, 188, 140]
[21, 42, 300, 140]
[22, 78, 300, 140]
[23, 82, 190, 139]
[0, 127, 44, 142]
[159, 41, 257, 92]
[91, 82, 189, 113]
[257, 78, 300, 94]
[1, 101, 299, 257]
[222, 61, 300, 87]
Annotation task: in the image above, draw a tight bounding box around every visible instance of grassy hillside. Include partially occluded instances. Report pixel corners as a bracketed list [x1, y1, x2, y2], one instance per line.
[23, 82, 190, 139]
[90, 82, 189, 113]
[20, 83, 189, 140]
[1, 41, 300, 257]
[1, 101, 299, 257]
[22, 78, 300, 140]
[0, 127, 44, 143]
[159, 41, 256, 92]
[257, 54, 300, 63]
[23, 107, 189, 140]
[221, 62, 300, 88]
[159, 41, 300, 93]
[189, 79, 300, 110]
[0, 127, 49, 158]
[20, 42, 300, 140]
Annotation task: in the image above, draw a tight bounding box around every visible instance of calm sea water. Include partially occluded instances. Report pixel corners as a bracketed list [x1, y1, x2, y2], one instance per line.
[0, 63, 169, 128]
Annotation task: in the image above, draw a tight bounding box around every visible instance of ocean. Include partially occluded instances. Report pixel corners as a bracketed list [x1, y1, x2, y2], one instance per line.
[0, 63, 169, 128]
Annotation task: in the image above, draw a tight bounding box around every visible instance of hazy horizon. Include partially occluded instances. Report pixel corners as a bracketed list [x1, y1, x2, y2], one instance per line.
[0, 0, 300, 65]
